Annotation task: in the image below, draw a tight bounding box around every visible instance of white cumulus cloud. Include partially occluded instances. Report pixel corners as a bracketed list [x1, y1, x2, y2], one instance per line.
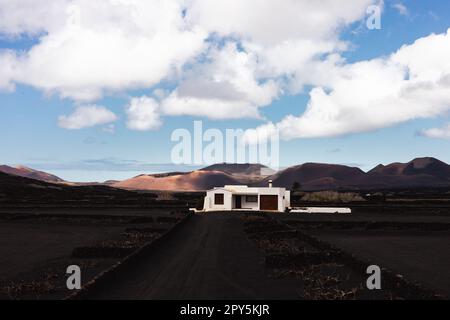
[0, 0, 376, 113]
[420, 124, 450, 139]
[58, 105, 118, 130]
[125, 96, 162, 131]
[174, 0, 374, 117]
[160, 42, 279, 120]
[185, 0, 373, 45]
[7, 0, 447, 140]
[0, 0, 69, 36]
[245, 29, 450, 142]
[0, 0, 206, 101]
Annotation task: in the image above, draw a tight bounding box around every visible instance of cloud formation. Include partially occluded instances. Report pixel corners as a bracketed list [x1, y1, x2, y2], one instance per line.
[0, 0, 206, 101]
[125, 96, 162, 131]
[3, 0, 450, 140]
[160, 43, 279, 120]
[245, 29, 450, 142]
[420, 123, 450, 139]
[0, 0, 375, 127]
[58, 105, 117, 130]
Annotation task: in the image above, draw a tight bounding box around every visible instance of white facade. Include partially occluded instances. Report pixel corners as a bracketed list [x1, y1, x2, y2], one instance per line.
[203, 185, 290, 212]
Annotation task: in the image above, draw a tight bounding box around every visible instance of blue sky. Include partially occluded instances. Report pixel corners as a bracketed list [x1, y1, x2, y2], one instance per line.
[1, 0, 450, 181]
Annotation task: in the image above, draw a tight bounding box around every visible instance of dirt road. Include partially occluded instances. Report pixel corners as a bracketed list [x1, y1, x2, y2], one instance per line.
[88, 213, 299, 299]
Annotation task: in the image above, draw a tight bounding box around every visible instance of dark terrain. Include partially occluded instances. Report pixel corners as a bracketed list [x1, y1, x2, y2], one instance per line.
[277, 211, 450, 298]
[0, 172, 191, 299]
[85, 208, 450, 300]
[0, 170, 449, 299]
[87, 214, 299, 299]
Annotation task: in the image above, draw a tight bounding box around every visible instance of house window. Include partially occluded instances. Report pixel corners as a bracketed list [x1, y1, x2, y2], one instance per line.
[246, 195, 258, 203]
[214, 193, 224, 205]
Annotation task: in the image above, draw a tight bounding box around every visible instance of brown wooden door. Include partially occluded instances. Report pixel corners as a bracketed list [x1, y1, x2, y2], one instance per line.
[260, 195, 278, 211]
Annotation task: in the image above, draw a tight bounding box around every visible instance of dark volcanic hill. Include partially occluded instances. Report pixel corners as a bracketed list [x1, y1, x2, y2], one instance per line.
[0, 171, 56, 189]
[369, 157, 450, 178]
[109, 157, 450, 191]
[359, 157, 450, 188]
[263, 163, 366, 189]
[3, 157, 450, 192]
[200, 163, 270, 176]
[368, 163, 406, 175]
[113, 170, 241, 191]
[266, 157, 450, 190]
[0, 165, 64, 183]
[0, 171, 121, 198]
[0, 171, 165, 207]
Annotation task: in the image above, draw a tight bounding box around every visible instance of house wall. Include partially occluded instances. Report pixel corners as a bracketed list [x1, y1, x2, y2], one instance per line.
[203, 187, 291, 212]
[204, 189, 232, 211]
[235, 195, 259, 210]
[284, 190, 291, 211]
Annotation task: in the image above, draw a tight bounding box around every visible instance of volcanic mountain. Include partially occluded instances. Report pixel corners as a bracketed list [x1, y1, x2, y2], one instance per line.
[0, 165, 64, 183]
[265, 157, 450, 190]
[112, 158, 450, 191]
[358, 157, 450, 188]
[0, 171, 57, 190]
[200, 163, 272, 176]
[3, 157, 450, 192]
[200, 163, 273, 185]
[264, 163, 366, 190]
[112, 170, 240, 191]
[368, 157, 450, 178]
[0, 171, 154, 207]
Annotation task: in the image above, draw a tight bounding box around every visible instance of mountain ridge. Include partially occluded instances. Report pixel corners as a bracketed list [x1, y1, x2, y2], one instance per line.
[2, 157, 450, 191]
[0, 165, 64, 183]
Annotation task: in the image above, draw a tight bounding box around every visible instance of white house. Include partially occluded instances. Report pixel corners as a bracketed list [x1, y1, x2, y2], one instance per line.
[203, 181, 290, 212]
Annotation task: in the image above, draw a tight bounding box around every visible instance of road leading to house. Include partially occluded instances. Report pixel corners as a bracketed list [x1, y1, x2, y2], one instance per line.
[87, 213, 299, 300]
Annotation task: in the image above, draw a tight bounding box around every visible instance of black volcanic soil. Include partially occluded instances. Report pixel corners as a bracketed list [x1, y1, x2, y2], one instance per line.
[0, 222, 125, 281]
[85, 210, 449, 300]
[244, 214, 446, 299]
[307, 229, 450, 297]
[1, 170, 449, 300]
[87, 213, 300, 300]
[0, 209, 188, 300]
[276, 210, 450, 298]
